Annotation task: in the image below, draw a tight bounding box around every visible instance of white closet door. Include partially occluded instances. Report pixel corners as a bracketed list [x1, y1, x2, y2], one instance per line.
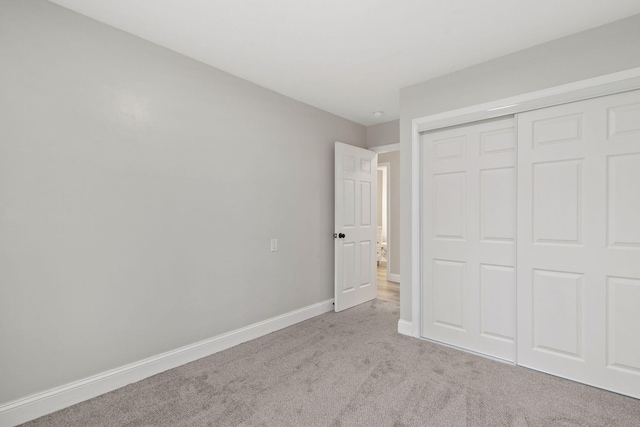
[422, 118, 517, 362]
[517, 90, 640, 398]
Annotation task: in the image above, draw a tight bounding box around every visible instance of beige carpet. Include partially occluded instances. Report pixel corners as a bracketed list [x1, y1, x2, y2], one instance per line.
[23, 300, 640, 426]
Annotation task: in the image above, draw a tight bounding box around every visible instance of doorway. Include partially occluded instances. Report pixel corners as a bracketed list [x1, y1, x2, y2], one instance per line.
[334, 141, 400, 311]
[374, 147, 400, 302]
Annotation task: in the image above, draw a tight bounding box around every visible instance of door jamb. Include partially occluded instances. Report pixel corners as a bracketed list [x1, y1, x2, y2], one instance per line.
[410, 67, 640, 339]
[370, 143, 400, 154]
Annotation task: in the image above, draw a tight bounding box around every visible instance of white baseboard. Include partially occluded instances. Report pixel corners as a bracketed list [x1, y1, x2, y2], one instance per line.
[0, 299, 335, 427]
[387, 273, 400, 283]
[397, 319, 413, 336]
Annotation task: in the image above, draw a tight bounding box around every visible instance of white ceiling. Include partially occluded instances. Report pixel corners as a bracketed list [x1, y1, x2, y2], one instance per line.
[49, 0, 640, 126]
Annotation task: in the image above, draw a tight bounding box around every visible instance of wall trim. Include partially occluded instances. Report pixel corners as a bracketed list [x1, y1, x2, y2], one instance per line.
[410, 67, 640, 341]
[369, 143, 400, 153]
[0, 299, 335, 427]
[387, 273, 400, 283]
[397, 319, 413, 336]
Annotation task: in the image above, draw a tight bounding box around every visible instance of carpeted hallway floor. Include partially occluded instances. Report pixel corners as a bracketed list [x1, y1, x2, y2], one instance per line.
[23, 299, 640, 426]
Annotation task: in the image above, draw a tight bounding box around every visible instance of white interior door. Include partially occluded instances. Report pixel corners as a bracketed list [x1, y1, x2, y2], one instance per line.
[335, 142, 377, 312]
[421, 118, 517, 362]
[517, 89, 640, 398]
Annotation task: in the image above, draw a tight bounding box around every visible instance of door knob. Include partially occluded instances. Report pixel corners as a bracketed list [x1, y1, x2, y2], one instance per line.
[339, 233, 346, 238]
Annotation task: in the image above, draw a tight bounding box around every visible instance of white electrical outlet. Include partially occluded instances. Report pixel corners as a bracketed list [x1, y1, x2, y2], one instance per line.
[270, 238, 278, 252]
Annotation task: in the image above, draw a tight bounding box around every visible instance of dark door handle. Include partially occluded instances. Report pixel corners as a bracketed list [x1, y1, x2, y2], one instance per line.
[339, 233, 346, 238]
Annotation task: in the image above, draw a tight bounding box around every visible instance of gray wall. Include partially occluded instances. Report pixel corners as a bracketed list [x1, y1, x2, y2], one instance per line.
[377, 151, 400, 279]
[0, 0, 365, 404]
[367, 120, 399, 148]
[399, 14, 640, 322]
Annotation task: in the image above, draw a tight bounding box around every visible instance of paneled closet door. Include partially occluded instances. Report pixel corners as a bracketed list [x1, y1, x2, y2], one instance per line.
[422, 118, 517, 362]
[517, 90, 640, 398]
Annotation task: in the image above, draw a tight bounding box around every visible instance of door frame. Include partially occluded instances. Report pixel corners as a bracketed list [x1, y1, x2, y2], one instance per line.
[371, 143, 400, 285]
[409, 67, 640, 339]
[377, 162, 389, 278]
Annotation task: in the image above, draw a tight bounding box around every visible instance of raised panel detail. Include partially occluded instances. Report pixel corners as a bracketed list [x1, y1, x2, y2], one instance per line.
[480, 264, 516, 341]
[343, 179, 355, 228]
[480, 167, 515, 242]
[533, 160, 582, 245]
[343, 155, 355, 171]
[433, 172, 465, 240]
[360, 181, 371, 227]
[360, 241, 371, 287]
[532, 270, 583, 359]
[608, 103, 640, 137]
[342, 243, 355, 291]
[480, 128, 515, 155]
[607, 277, 640, 374]
[608, 154, 640, 248]
[533, 114, 583, 147]
[434, 136, 466, 159]
[360, 158, 371, 172]
[433, 260, 466, 331]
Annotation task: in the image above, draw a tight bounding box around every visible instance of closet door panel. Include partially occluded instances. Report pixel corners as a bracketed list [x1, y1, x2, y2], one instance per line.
[517, 89, 640, 399]
[422, 118, 516, 362]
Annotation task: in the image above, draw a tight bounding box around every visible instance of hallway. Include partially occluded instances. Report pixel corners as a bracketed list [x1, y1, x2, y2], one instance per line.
[376, 265, 399, 303]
